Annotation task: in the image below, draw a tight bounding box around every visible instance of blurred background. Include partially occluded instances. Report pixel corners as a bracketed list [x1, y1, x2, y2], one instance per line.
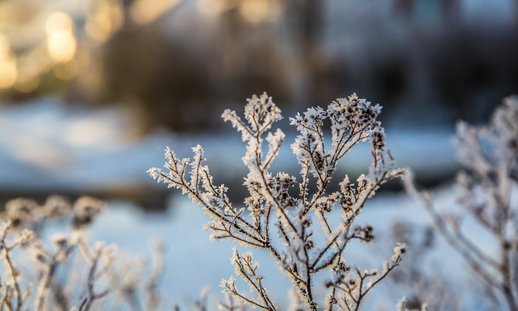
[0, 0, 517, 207]
[0, 0, 518, 209]
[0, 0, 517, 307]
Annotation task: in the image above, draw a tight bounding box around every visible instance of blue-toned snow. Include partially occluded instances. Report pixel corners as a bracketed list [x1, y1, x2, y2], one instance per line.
[0, 99, 458, 191]
[86, 186, 499, 310]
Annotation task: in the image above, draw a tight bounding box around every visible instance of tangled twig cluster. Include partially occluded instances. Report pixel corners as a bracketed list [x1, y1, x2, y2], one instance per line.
[149, 93, 406, 310]
[0, 195, 166, 311]
[405, 96, 518, 311]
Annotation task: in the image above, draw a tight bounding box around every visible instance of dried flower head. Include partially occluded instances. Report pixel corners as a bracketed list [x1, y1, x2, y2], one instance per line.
[6, 198, 39, 228]
[51, 233, 68, 250]
[72, 196, 105, 228]
[43, 195, 71, 219]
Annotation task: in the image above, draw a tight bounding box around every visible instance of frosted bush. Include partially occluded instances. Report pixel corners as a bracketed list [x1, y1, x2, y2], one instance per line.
[405, 95, 518, 311]
[0, 195, 166, 311]
[386, 221, 461, 311]
[149, 93, 406, 310]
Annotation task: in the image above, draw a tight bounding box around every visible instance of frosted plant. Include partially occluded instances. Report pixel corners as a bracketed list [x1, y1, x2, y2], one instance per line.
[0, 196, 114, 311]
[149, 93, 406, 310]
[405, 96, 518, 311]
[0, 195, 166, 311]
[387, 222, 461, 311]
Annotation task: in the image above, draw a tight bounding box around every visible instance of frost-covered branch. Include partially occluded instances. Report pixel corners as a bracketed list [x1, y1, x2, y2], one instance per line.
[405, 95, 518, 311]
[326, 243, 406, 311]
[35, 234, 75, 311]
[221, 248, 277, 311]
[0, 222, 33, 311]
[0, 195, 168, 311]
[150, 92, 406, 310]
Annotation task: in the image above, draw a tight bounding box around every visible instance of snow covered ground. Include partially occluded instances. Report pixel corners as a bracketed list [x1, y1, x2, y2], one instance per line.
[0, 98, 458, 194]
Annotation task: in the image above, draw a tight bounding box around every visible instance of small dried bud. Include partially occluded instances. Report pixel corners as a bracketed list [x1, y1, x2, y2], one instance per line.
[6, 198, 38, 228]
[393, 242, 407, 263]
[36, 253, 47, 263]
[44, 195, 71, 219]
[18, 229, 34, 246]
[324, 280, 333, 288]
[72, 196, 105, 229]
[305, 240, 315, 251]
[52, 234, 68, 250]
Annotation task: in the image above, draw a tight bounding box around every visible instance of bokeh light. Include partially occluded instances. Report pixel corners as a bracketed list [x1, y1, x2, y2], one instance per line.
[239, 0, 281, 23]
[0, 34, 18, 89]
[85, 0, 124, 44]
[197, 0, 233, 17]
[46, 12, 77, 64]
[130, 0, 182, 25]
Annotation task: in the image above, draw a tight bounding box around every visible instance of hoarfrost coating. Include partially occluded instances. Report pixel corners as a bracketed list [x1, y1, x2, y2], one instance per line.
[149, 92, 406, 310]
[405, 95, 518, 311]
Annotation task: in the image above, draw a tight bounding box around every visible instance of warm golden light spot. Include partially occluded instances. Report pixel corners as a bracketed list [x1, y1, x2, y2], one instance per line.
[197, 0, 232, 16]
[109, 1, 125, 29]
[15, 76, 39, 93]
[239, 0, 268, 22]
[46, 12, 74, 35]
[239, 0, 281, 23]
[130, 0, 182, 25]
[53, 59, 79, 81]
[0, 34, 10, 57]
[85, 0, 124, 44]
[47, 29, 77, 63]
[0, 34, 17, 89]
[86, 13, 113, 43]
[46, 12, 77, 63]
[0, 60, 17, 89]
